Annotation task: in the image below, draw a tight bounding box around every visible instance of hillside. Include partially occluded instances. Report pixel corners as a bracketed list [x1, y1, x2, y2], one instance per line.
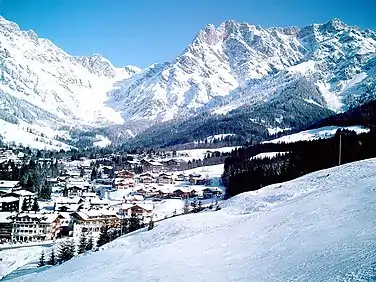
[11, 158, 376, 281]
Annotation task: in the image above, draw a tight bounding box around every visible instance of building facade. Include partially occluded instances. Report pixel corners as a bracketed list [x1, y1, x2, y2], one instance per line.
[10, 213, 62, 243]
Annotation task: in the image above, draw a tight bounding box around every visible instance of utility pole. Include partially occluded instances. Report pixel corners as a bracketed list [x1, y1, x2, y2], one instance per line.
[338, 132, 342, 166]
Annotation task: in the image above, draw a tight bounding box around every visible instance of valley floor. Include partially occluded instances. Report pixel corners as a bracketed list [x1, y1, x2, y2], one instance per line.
[7, 158, 376, 282]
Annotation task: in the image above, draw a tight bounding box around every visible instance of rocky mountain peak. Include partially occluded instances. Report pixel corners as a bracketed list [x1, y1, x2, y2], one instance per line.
[75, 53, 118, 78]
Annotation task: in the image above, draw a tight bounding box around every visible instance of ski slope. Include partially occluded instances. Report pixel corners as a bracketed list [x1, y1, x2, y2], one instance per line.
[11, 158, 376, 282]
[264, 125, 370, 144]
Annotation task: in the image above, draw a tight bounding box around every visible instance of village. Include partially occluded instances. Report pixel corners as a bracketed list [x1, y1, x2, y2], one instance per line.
[0, 147, 226, 246]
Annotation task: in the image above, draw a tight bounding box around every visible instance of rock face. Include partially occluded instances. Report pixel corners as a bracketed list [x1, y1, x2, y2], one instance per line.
[109, 18, 376, 132]
[0, 15, 375, 147]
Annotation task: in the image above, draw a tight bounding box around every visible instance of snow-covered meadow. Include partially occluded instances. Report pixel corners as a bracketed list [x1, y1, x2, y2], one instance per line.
[264, 125, 370, 144]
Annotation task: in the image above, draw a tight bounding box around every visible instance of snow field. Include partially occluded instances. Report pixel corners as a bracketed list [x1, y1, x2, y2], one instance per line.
[264, 125, 370, 144]
[11, 158, 376, 282]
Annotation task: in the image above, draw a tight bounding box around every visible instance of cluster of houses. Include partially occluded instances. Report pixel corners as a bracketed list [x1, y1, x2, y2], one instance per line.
[0, 154, 223, 245]
[123, 158, 189, 173]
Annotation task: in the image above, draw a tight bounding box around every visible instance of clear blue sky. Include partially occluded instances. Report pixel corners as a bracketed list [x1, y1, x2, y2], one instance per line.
[1, 0, 375, 68]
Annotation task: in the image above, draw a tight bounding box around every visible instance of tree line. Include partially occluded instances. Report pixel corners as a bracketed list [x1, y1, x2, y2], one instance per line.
[222, 129, 376, 198]
[0, 158, 60, 200]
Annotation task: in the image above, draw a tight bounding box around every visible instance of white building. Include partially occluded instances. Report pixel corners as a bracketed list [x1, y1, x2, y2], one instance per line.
[10, 213, 62, 243]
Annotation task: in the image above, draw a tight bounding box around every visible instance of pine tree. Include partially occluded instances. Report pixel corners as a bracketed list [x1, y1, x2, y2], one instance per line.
[198, 200, 203, 212]
[148, 218, 154, 231]
[48, 249, 56, 265]
[90, 167, 97, 181]
[38, 250, 45, 267]
[39, 180, 51, 200]
[32, 198, 39, 213]
[120, 217, 129, 235]
[85, 236, 93, 251]
[21, 198, 28, 212]
[26, 174, 34, 192]
[57, 240, 75, 263]
[80, 167, 85, 178]
[78, 232, 87, 254]
[128, 214, 141, 233]
[62, 184, 68, 197]
[97, 222, 109, 247]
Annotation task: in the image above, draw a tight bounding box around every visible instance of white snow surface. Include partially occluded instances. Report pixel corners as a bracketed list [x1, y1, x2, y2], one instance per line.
[316, 82, 343, 112]
[182, 164, 225, 178]
[92, 135, 112, 148]
[11, 158, 376, 282]
[286, 60, 316, 74]
[251, 152, 289, 160]
[125, 129, 135, 138]
[264, 125, 370, 144]
[0, 119, 73, 150]
[267, 127, 291, 135]
[176, 146, 239, 161]
[0, 245, 50, 279]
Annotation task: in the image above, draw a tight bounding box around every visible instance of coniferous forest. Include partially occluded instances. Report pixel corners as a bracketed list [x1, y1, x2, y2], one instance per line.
[223, 129, 376, 198]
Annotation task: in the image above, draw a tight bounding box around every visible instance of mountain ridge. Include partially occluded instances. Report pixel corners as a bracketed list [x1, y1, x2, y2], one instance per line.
[0, 16, 375, 149]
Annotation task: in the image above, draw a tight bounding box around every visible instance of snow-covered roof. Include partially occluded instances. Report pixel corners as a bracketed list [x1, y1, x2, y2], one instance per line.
[123, 194, 144, 201]
[137, 203, 154, 211]
[0, 180, 20, 189]
[0, 196, 19, 203]
[101, 165, 113, 170]
[89, 198, 110, 205]
[149, 161, 163, 166]
[55, 196, 82, 204]
[126, 160, 140, 164]
[13, 213, 61, 223]
[10, 189, 36, 196]
[141, 159, 163, 166]
[121, 203, 154, 211]
[75, 209, 118, 220]
[57, 203, 82, 212]
[115, 178, 135, 184]
[82, 192, 97, 197]
[58, 212, 73, 219]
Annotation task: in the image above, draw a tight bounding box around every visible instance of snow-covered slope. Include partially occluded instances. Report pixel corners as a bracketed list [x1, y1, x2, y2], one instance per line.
[0, 119, 73, 150]
[13, 158, 376, 282]
[264, 125, 370, 144]
[0, 16, 140, 146]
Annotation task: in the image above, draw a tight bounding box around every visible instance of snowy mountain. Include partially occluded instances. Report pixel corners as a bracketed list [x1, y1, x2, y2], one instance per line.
[12, 158, 376, 281]
[109, 18, 376, 132]
[0, 16, 375, 148]
[0, 15, 141, 147]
